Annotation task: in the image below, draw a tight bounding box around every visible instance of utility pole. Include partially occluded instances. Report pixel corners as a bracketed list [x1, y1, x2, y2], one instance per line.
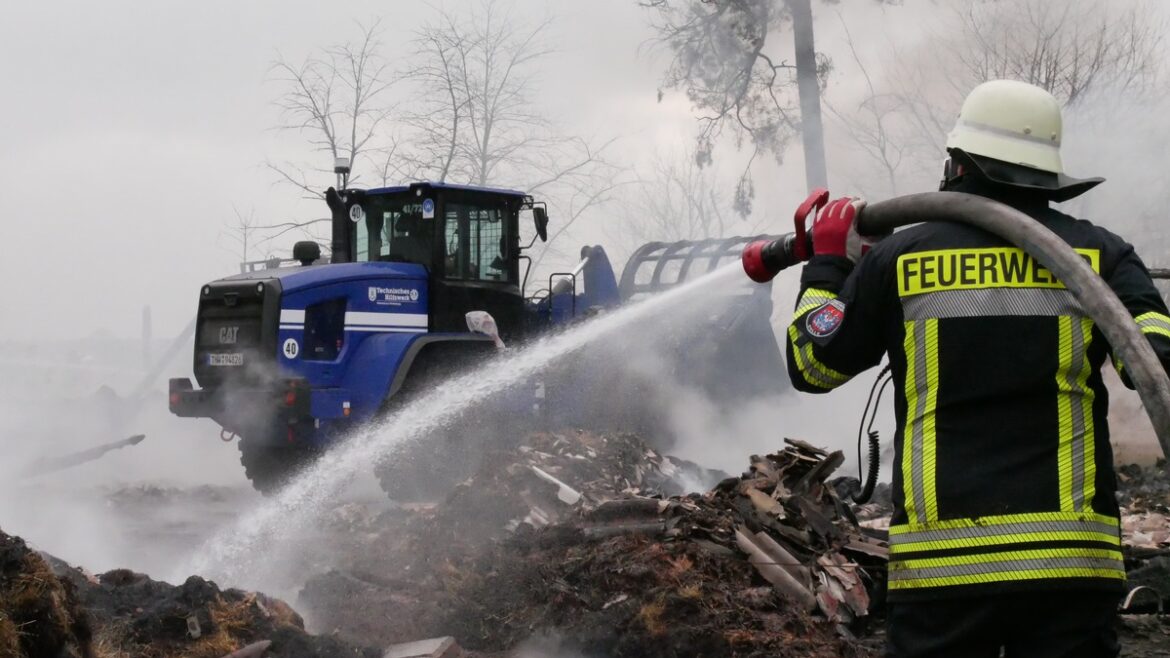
[788, 0, 828, 190]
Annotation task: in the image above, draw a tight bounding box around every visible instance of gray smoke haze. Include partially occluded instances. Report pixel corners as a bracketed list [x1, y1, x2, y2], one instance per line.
[0, 380, 254, 576]
[0, 0, 1165, 605]
[817, 0, 1170, 463]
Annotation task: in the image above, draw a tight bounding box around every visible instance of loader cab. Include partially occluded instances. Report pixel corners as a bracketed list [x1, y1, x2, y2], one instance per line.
[335, 182, 530, 340]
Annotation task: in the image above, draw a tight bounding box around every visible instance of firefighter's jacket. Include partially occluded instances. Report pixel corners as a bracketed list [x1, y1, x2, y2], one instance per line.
[788, 198, 1170, 600]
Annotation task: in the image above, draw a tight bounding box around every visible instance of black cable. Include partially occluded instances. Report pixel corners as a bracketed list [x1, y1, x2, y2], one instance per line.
[852, 364, 892, 504]
[854, 364, 889, 479]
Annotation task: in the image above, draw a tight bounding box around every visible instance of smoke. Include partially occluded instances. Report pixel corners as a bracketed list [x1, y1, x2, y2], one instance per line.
[1062, 86, 1170, 262]
[0, 239, 893, 599]
[662, 381, 893, 480]
[1038, 83, 1170, 463]
[0, 340, 258, 576]
[1060, 83, 1170, 463]
[543, 265, 893, 479]
[819, 1, 1170, 463]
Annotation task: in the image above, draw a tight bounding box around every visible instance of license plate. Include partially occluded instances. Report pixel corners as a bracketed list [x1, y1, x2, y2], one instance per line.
[208, 353, 244, 366]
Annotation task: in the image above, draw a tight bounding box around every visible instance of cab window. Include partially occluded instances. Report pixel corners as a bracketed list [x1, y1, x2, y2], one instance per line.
[443, 203, 510, 283]
[351, 197, 434, 268]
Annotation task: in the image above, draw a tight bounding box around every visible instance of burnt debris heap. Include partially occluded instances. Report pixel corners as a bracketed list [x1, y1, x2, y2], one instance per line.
[302, 431, 887, 657]
[2, 430, 1167, 657]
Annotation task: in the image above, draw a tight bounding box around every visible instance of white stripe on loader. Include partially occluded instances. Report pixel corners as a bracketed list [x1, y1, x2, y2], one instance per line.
[345, 326, 427, 333]
[345, 311, 428, 328]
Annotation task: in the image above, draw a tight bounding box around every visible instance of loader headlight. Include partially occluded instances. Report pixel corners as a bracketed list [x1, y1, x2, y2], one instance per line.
[202, 286, 211, 296]
[256, 283, 265, 294]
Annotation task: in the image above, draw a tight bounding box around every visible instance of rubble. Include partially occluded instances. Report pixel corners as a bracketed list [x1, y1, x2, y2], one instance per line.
[0, 527, 378, 658]
[1118, 461, 1170, 512]
[300, 431, 1170, 655]
[1119, 615, 1170, 658]
[1123, 512, 1170, 550]
[1117, 460, 1170, 616]
[10, 432, 1168, 657]
[301, 431, 885, 656]
[299, 430, 727, 648]
[383, 636, 464, 658]
[0, 531, 92, 658]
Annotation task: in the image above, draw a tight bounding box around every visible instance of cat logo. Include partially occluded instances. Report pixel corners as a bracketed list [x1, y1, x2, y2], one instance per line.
[218, 326, 240, 345]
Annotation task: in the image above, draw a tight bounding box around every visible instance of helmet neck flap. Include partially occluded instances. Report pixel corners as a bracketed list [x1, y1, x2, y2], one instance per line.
[940, 147, 1104, 204]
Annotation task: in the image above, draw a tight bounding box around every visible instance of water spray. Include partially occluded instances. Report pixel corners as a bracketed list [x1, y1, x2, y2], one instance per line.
[183, 265, 747, 588]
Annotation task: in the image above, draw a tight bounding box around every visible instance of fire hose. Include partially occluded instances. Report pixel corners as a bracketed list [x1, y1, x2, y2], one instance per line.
[745, 190, 1170, 477]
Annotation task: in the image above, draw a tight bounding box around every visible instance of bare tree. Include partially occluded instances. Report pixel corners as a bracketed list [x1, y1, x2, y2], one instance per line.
[402, 2, 616, 186]
[823, 14, 909, 197]
[396, 14, 472, 183]
[402, 0, 631, 274]
[888, 0, 1163, 167]
[425, 2, 552, 187]
[220, 206, 260, 266]
[526, 139, 633, 274]
[828, 0, 1164, 198]
[640, 0, 903, 213]
[595, 149, 770, 270]
[629, 150, 738, 243]
[641, 0, 809, 215]
[261, 4, 626, 274]
[251, 216, 333, 253]
[950, 0, 1162, 106]
[269, 21, 398, 198]
[219, 206, 281, 270]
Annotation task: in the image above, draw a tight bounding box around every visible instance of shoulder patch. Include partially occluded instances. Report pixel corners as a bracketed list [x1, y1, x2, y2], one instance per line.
[806, 300, 846, 338]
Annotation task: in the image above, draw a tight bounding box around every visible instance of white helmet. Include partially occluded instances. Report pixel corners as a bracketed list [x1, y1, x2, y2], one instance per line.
[948, 80, 1063, 173]
[943, 80, 1102, 201]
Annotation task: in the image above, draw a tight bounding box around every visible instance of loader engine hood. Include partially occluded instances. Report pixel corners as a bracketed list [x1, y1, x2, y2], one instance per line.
[219, 261, 427, 291]
[194, 261, 429, 391]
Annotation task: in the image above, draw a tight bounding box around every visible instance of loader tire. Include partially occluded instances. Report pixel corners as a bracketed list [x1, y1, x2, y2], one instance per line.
[238, 438, 316, 496]
[373, 349, 491, 501]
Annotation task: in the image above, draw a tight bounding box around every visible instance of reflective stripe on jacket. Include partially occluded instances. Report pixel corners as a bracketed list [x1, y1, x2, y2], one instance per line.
[787, 198, 1170, 600]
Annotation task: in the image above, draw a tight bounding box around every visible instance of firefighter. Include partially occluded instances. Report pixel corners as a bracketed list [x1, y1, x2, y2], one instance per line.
[778, 80, 1170, 656]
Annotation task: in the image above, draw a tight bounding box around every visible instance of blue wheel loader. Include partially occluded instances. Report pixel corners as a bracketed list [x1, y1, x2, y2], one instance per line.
[169, 176, 786, 495]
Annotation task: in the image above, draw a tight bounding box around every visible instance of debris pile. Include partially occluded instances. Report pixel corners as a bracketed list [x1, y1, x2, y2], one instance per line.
[431, 429, 724, 535]
[1118, 615, 1170, 658]
[1119, 462, 1170, 550]
[1116, 461, 1170, 620]
[301, 431, 886, 656]
[831, 479, 893, 531]
[0, 531, 91, 658]
[0, 528, 376, 658]
[300, 430, 723, 648]
[437, 438, 886, 656]
[11, 430, 1170, 657]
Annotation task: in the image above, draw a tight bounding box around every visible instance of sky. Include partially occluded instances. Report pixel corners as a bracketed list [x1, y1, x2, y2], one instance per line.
[0, 0, 929, 343]
[0, 1, 674, 341]
[3, 0, 1162, 344]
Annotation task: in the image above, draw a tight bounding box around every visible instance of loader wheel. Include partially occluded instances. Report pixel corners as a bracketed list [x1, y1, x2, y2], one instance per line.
[373, 349, 493, 501]
[238, 437, 317, 495]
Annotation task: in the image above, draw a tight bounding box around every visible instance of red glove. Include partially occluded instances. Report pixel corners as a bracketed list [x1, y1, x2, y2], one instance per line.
[813, 197, 875, 262]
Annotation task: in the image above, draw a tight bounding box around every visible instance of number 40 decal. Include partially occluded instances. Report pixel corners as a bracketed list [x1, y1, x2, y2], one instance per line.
[283, 338, 300, 359]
